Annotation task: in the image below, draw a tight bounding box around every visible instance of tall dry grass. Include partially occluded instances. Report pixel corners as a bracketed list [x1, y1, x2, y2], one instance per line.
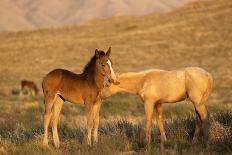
[0, 96, 231, 154]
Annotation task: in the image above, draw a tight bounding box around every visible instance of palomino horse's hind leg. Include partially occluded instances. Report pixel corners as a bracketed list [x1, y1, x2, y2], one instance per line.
[192, 109, 202, 144]
[43, 95, 55, 146]
[154, 103, 167, 143]
[144, 99, 154, 144]
[51, 95, 63, 148]
[92, 100, 102, 143]
[194, 104, 209, 144]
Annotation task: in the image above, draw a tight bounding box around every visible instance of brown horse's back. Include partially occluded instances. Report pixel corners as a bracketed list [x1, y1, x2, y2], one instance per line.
[42, 69, 86, 104]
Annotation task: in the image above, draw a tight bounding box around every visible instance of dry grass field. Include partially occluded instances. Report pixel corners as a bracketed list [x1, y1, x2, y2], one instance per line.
[0, 0, 231, 154]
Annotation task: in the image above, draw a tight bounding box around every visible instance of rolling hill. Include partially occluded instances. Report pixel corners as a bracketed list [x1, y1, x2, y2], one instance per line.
[0, 0, 231, 104]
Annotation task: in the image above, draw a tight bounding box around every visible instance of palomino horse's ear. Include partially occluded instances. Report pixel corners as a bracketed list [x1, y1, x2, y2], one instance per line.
[95, 49, 100, 58]
[106, 47, 111, 56]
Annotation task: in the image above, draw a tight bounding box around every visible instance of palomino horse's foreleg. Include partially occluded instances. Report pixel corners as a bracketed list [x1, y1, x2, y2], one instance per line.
[43, 96, 55, 146]
[51, 96, 63, 148]
[195, 104, 209, 144]
[92, 101, 102, 143]
[154, 103, 167, 142]
[192, 109, 202, 144]
[144, 99, 154, 144]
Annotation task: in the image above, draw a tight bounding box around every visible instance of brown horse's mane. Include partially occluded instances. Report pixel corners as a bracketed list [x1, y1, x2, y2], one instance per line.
[82, 50, 106, 84]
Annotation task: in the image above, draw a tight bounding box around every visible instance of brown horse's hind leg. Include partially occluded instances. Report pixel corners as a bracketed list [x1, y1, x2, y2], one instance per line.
[144, 99, 154, 145]
[43, 95, 55, 147]
[194, 104, 209, 144]
[155, 103, 167, 143]
[51, 95, 63, 148]
[192, 108, 202, 144]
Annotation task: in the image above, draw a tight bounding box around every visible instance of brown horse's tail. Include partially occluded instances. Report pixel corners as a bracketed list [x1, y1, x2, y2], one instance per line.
[42, 79, 46, 104]
[33, 84, 39, 95]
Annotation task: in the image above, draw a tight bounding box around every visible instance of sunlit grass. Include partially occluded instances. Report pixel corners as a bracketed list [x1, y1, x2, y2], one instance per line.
[0, 96, 231, 154]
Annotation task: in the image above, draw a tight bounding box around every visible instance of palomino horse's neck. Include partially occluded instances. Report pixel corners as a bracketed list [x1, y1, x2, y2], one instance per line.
[103, 73, 144, 97]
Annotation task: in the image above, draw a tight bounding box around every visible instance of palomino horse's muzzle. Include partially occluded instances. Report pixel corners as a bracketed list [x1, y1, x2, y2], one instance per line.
[105, 75, 120, 87]
[108, 77, 120, 85]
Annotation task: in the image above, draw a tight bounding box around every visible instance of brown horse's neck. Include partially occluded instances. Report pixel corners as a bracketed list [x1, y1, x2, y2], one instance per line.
[94, 65, 105, 90]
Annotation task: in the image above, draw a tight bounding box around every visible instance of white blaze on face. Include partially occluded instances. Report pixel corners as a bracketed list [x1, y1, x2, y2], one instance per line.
[107, 60, 117, 81]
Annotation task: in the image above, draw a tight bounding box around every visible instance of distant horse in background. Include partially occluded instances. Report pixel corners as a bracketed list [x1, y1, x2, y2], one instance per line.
[42, 47, 118, 148]
[102, 67, 213, 145]
[20, 80, 39, 96]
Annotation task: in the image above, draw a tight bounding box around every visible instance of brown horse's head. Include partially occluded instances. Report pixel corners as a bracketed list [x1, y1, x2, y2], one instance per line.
[95, 47, 118, 85]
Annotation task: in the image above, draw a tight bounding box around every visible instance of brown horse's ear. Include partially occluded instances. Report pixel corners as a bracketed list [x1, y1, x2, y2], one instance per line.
[106, 47, 111, 56]
[95, 49, 100, 58]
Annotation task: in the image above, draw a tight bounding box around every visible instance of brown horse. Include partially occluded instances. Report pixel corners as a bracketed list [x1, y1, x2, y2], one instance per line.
[42, 47, 117, 148]
[102, 67, 213, 145]
[20, 80, 39, 96]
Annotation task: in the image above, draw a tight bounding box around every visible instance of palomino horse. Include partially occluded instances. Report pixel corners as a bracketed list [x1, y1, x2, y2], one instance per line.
[42, 47, 117, 148]
[20, 80, 39, 96]
[102, 67, 213, 144]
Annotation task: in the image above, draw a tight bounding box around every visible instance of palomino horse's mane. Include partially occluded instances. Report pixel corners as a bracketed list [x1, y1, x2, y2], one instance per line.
[82, 50, 107, 84]
[119, 69, 164, 77]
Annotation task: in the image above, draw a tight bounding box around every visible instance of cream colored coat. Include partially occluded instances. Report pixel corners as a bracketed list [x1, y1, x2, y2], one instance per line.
[102, 67, 213, 144]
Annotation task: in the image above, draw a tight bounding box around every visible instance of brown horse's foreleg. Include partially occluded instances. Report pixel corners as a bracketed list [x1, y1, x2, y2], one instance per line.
[43, 95, 55, 146]
[155, 103, 167, 143]
[51, 96, 63, 148]
[92, 101, 102, 143]
[86, 104, 95, 145]
[192, 108, 202, 144]
[144, 99, 154, 145]
[195, 104, 209, 144]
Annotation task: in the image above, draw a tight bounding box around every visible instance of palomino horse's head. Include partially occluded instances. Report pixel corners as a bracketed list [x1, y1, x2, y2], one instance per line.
[95, 47, 119, 85]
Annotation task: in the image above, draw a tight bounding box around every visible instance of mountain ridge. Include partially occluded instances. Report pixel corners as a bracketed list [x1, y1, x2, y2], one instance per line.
[0, 0, 196, 32]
